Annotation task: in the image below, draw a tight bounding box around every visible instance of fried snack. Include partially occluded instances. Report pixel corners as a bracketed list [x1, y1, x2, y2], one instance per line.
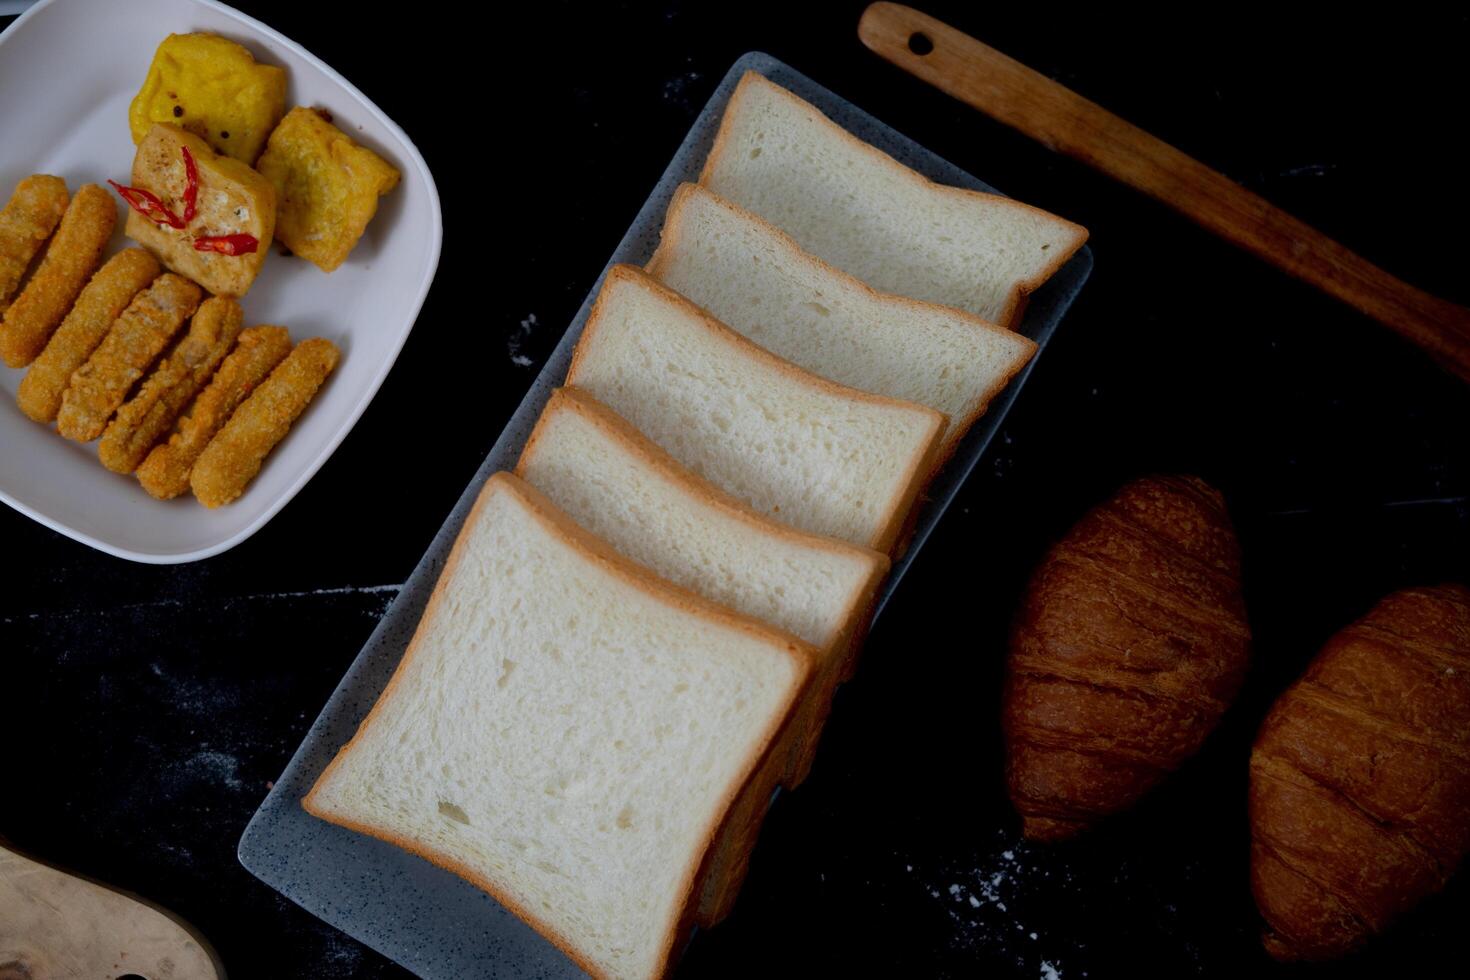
[137, 325, 292, 499]
[129, 33, 287, 164]
[17, 249, 161, 423]
[123, 124, 276, 297]
[191, 337, 339, 507]
[257, 107, 399, 272]
[1003, 475, 1251, 841]
[0, 174, 69, 315]
[0, 184, 116, 368]
[57, 273, 202, 442]
[1250, 585, 1470, 960]
[98, 296, 244, 474]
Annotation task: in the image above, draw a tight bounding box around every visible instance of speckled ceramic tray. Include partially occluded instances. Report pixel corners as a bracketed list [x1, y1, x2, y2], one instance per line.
[238, 51, 1091, 979]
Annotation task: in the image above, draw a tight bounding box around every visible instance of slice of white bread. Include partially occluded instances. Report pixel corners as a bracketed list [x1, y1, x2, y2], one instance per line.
[565, 265, 946, 555]
[516, 387, 887, 927]
[517, 386, 887, 768]
[305, 472, 814, 980]
[647, 183, 1038, 461]
[699, 71, 1088, 326]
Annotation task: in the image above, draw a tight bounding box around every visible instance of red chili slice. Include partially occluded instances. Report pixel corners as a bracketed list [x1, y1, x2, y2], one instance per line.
[108, 179, 186, 229]
[180, 146, 200, 225]
[193, 234, 259, 256]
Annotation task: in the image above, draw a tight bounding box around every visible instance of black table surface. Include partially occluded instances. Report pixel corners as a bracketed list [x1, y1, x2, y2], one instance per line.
[3, 3, 1467, 978]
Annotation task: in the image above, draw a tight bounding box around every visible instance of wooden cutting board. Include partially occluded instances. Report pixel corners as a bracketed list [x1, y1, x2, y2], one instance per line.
[0, 843, 222, 980]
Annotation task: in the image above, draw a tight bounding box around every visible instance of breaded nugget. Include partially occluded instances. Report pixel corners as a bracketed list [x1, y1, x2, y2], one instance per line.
[137, 325, 291, 499]
[98, 296, 244, 473]
[57, 273, 202, 442]
[16, 249, 161, 423]
[0, 184, 116, 368]
[0, 175, 69, 315]
[191, 337, 339, 508]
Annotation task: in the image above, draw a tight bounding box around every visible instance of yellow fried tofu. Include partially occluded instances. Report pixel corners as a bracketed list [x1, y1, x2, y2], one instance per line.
[123, 124, 276, 297]
[129, 33, 287, 165]
[257, 107, 400, 273]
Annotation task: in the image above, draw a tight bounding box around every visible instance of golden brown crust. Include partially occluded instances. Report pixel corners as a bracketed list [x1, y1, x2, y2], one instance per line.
[0, 174, 69, 315]
[698, 71, 1089, 329]
[190, 337, 338, 507]
[135, 324, 292, 499]
[566, 264, 947, 555]
[645, 182, 1037, 465]
[305, 472, 815, 979]
[0, 184, 116, 368]
[56, 272, 203, 442]
[98, 296, 244, 474]
[1249, 584, 1470, 961]
[17, 248, 161, 424]
[1002, 475, 1250, 841]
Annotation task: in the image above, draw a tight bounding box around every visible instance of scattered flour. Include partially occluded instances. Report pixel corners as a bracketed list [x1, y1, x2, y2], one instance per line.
[319, 929, 366, 973]
[903, 829, 1085, 976]
[6, 582, 403, 627]
[178, 749, 244, 792]
[509, 313, 538, 367]
[661, 68, 703, 111]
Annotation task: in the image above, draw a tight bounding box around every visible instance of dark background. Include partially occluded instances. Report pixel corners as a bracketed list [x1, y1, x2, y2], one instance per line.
[3, 2, 1467, 978]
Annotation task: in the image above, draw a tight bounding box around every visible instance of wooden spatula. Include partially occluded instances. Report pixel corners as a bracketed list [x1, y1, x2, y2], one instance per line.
[858, 2, 1470, 383]
[0, 842, 223, 980]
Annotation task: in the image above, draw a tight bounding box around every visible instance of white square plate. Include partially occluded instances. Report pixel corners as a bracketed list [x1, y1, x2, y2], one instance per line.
[0, 0, 441, 562]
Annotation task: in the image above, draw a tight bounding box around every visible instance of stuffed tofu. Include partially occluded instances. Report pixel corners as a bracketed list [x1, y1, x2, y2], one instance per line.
[129, 33, 287, 165]
[257, 107, 399, 272]
[119, 124, 276, 297]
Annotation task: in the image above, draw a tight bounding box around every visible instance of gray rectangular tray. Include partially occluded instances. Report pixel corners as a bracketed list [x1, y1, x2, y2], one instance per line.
[238, 50, 1091, 980]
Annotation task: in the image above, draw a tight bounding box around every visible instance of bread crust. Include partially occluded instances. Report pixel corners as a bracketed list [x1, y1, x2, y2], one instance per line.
[566, 264, 947, 555]
[646, 182, 1037, 466]
[1002, 475, 1250, 841]
[699, 71, 1088, 328]
[1249, 584, 1470, 961]
[304, 471, 816, 980]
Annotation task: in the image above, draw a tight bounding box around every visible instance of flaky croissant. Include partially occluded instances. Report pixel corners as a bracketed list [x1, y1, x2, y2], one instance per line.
[1003, 474, 1250, 841]
[1250, 584, 1470, 960]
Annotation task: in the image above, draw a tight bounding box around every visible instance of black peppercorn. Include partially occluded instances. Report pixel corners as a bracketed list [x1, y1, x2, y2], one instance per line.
[173, 105, 184, 117]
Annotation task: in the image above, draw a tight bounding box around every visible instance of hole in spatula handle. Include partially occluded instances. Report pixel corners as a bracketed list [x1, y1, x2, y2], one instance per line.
[908, 31, 934, 55]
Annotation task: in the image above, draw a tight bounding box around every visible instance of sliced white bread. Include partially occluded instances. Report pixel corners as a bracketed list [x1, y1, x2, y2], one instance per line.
[516, 387, 887, 926]
[647, 183, 1038, 461]
[517, 386, 887, 763]
[565, 265, 946, 555]
[305, 472, 814, 980]
[699, 71, 1088, 326]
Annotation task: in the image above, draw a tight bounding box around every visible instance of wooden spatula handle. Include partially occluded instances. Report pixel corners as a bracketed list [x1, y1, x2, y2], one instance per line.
[859, 2, 1470, 383]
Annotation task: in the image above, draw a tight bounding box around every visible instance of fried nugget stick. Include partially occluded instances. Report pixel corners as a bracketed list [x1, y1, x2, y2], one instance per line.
[98, 296, 245, 474]
[57, 273, 202, 442]
[137, 325, 292, 499]
[0, 184, 116, 368]
[191, 337, 340, 508]
[0, 175, 69, 315]
[16, 249, 161, 423]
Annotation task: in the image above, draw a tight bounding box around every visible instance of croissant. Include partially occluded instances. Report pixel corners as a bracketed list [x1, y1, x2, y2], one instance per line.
[1003, 474, 1250, 841]
[1250, 584, 1470, 960]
